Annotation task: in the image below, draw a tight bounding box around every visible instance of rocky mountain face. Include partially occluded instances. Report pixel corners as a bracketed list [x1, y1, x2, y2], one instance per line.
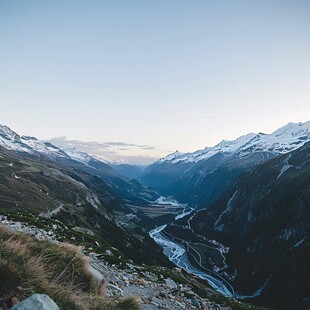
[189, 141, 310, 309]
[0, 125, 158, 205]
[141, 122, 310, 208]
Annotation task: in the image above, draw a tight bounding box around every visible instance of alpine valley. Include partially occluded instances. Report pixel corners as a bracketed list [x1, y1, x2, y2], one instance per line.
[0, 122, 309, 310]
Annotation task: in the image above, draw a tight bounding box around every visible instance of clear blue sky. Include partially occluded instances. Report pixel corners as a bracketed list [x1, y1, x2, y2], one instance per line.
[0, 1, 309, 163]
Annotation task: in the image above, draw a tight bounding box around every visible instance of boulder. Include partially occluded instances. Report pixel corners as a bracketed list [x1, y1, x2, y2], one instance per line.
[10, 294, 59, 310]
[164, 278, 177, 289]
[105, 249, 114, 256]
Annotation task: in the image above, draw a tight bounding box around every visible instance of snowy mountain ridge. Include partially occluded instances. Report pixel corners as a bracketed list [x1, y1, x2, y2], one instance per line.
[62, 147, 96, 164]
[1, 121, 309, 167]
[158, 121, 310, 164]
[0, 124, 117, 173]
[0, 124, 69, 159]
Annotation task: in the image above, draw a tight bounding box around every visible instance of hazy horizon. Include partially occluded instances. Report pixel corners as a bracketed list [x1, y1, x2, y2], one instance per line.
[1, 1, 310, 164]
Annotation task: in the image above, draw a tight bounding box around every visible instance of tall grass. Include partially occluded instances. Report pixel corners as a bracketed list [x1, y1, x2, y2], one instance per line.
[0, 226, 140, 310]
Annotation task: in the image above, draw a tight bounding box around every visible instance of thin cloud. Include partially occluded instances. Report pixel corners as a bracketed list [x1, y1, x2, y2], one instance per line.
[104, 141, 157, 149]
[49, 136, 166, 164]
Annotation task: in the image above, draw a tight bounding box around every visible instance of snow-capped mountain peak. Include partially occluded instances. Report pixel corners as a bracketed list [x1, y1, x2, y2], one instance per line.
[158, 122, 310, 164]
[62, 147, 110, 165]
[0, 124, 112, 167]
[158, 150, 184, 163]
[0, 124, 69, 158]
[240, 121, 310, 154]
[213, 133, 257, 152]
[63, 147, 94, 164]
[21, 135, 38, 141]
[272, 121, 309, 137]
[0, 124, 20, 140]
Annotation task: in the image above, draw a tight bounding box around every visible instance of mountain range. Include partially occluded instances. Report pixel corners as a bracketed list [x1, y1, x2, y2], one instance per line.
[141, 122, 310, 208]
[0, 121, 309, 310]
[0, 125, 159, 205]
[0, 124, 168, 266]
[185, 140, 310, 309]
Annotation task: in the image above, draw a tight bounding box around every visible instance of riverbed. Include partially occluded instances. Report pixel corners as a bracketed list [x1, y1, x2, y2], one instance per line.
[149, 206, 234, 298]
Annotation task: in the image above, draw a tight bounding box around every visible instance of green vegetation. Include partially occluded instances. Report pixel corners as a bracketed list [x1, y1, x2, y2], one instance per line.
[0, 209, 122, 257]
[0, 226, 140, 310]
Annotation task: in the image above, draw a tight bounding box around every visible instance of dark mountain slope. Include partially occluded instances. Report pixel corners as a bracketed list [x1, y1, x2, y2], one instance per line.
[190, 142, 310, 309]
[110, 163, 145, 180]
[141, 122, 310, 208]
[142, 151, 274, 208]
[57, 156, 158, 205]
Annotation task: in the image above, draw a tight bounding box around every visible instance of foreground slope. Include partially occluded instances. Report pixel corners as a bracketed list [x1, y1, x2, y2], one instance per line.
[0, 226, 139, 310]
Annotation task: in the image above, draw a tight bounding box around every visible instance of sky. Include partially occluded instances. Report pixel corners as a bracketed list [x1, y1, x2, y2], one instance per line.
[0, 0, 309, 164]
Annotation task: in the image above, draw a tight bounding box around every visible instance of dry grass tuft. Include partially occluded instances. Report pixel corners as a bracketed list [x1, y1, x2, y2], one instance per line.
[0, 225, 140, 309]
[3, 236, 29, 256]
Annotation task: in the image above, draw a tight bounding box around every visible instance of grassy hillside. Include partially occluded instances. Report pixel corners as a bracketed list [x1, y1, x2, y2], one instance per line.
[0, 226, 139, 310]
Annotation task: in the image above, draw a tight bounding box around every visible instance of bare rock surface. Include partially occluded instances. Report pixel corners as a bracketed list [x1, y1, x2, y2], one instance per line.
[10, 294, 59, 310]
[89, 254, 232, 310]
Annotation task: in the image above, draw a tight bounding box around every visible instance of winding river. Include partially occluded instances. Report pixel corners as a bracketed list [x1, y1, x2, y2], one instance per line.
[149, 207, 235, 298]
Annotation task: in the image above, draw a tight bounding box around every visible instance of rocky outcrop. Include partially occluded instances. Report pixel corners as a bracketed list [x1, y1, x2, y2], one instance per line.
[89, 254, 231, 310]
